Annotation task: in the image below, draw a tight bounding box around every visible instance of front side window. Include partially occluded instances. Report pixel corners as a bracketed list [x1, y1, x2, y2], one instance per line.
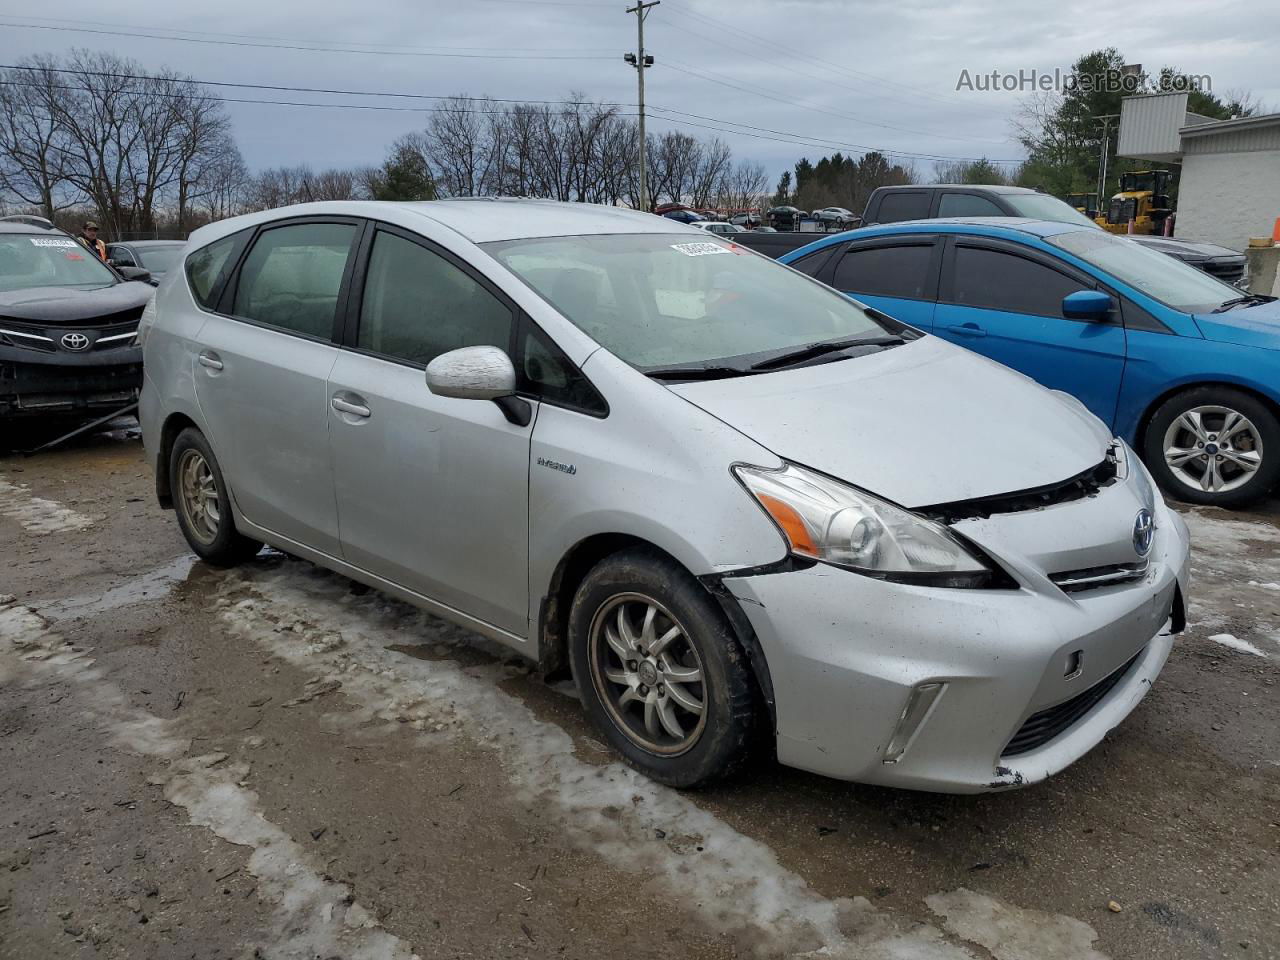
[949, 246, 1089, 316]
[937, 194, 1004, 218]
[834, 244, 934, 299]
[486, 234, 887, 370]
[357, 230, 512, 366]
[1047, 229, 1240, 312]
[233, 222, 356, 338]
[0, 234, 117, 292]
[518, 323, 606, 414]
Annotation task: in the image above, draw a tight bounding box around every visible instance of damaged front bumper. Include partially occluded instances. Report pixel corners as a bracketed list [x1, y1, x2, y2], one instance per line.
[719, 474, 1190, 794]
[0, 341, 143, 418]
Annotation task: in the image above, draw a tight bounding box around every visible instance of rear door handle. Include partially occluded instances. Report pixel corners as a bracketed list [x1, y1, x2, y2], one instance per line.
[943, 322, 987, 338]
[197, 351, 223, 370]
[331, 396, 371, 419]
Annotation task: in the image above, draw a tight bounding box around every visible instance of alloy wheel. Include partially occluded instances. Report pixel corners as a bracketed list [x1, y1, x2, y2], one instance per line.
[588, 593, 707, 756]
[176, 448, 221, 545]
[1162, 405, 1263, 494]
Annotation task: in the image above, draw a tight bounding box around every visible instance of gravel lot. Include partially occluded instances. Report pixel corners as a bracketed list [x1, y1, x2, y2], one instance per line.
[1, 426, 1277, 960]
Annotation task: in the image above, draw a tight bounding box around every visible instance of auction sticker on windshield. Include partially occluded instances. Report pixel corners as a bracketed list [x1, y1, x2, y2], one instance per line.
[670, 242, 730, 257]
[30, 238, 79, 248]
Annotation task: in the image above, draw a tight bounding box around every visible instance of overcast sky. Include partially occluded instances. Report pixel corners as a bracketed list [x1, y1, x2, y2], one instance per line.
[2, 0, 1277, 184]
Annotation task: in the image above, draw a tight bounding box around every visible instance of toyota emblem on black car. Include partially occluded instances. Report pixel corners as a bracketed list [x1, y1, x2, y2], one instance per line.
[61, 332, 91, 351]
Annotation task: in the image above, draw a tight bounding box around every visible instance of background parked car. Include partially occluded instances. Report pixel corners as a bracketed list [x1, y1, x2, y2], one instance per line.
[106, 240, 188, 286]
[811, 207, 860, 229]
[0, 215, 151, 429]
[858, 184, 1251, 287]
[692, 221, 747, 236]
[781, 218, 1280, 508]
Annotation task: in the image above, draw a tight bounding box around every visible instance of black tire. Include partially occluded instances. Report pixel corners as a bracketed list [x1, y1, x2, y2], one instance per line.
[168, 427, 262, 566]
[1142, 386, 1280, 509]
[568, 547, 759, 788]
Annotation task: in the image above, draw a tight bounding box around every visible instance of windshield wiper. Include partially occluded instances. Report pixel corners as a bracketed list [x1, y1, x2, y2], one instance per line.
[645, 364, 756, 381]
[748, 335, 905, 372]
[1212, 294, 1277, 313]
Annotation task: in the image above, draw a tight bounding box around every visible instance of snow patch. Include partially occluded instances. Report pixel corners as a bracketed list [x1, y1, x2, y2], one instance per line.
[0, 476, 95, 534]
[41, 554, 197, 620]
[1207, 633, 1268, 658]
[927, 888, 1106, 960]
[0, 597, 419, 960]
[213, 561, 1099, 959]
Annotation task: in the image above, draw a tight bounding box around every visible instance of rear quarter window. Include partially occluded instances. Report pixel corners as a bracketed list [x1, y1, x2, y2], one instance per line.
[186, 230, 250, 309]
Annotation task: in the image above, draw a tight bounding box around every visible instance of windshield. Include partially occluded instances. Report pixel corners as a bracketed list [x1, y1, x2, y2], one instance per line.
[0, 234, 117, 292]
[1048, 229, 1241, 312]
[485, 233, 887, 370]
[135, 246, 184, 273]
[1004, 194, 1100, 227]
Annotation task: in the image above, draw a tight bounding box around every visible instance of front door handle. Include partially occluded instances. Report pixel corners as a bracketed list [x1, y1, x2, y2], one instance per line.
[197, 351, 224, 370]
[943, 322, 987, 338]
[331, 396, 371, 419]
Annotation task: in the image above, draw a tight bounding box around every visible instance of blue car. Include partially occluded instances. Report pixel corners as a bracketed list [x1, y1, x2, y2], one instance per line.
[780, 218, 1280, 508]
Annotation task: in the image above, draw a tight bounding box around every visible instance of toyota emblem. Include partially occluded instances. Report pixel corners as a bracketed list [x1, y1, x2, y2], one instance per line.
[1132, 509, 1154, 557]
[61, 332, 91, 351]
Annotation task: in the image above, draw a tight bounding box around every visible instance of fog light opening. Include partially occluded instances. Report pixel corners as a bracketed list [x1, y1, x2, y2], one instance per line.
[882, 681, 946, 764]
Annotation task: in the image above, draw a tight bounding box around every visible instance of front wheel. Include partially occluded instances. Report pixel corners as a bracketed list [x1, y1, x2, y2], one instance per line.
[569, 548, 759, 788]
[1143, 387, 1280, 508]
[169, 427, 262, 566]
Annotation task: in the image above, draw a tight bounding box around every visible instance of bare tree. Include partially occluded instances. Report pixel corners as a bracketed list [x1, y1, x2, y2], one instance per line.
[718, 160, 769, 214]
[0, 56, 81, 218]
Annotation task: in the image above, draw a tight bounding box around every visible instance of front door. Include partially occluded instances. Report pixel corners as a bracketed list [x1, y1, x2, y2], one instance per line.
[192, 218, 360, 555]
[327, 225, 533, 637]
[933, 239, 1127, 426]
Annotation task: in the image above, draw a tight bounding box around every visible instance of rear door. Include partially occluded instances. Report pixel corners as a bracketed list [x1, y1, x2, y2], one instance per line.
[933, 237, 1127, 425]
[827, 237, 941, 331]
[192, 217, 360, 555]
[326, 223, 534, 636]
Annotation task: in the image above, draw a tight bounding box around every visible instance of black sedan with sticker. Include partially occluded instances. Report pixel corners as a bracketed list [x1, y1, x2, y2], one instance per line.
[0, 218, 154, 423]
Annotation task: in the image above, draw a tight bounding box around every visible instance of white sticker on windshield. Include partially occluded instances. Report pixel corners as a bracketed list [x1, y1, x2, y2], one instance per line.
[670, 241, 730, 257]
[29, 238, 79, 248]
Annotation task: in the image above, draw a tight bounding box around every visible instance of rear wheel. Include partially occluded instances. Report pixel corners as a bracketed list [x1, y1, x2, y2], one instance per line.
[169, 427, 262, 566]
[1143, 387, 1280, 508]
[569, 548, 759, 788]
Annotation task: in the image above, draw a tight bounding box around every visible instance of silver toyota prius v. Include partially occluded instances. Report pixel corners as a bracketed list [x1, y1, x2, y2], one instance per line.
[139, 199, 1191, 792]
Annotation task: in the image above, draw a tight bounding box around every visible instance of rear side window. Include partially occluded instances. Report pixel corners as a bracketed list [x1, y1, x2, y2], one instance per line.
[186, 231, 249, 310]
[949, 246, 1089, 316]
[357, 230, 512, 366]
[938, 193, 1004, 218]
[875, 192, 930, 223]
[833, 244, 934, 300]
[232, 223, 356, 338]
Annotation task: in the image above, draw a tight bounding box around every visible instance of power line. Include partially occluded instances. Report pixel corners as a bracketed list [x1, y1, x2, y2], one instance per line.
[0, 66, 1021, 165]
[0, 20, 616, 60]
[661, 59, 1003, 146]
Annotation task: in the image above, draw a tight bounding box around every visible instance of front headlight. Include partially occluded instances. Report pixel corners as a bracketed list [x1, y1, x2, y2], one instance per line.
[734, 462, 997, 587]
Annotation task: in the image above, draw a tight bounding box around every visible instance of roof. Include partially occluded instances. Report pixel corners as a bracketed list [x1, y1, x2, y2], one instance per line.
[920, 184, 1037, 195]
[1179, 111, 1280, 138]
[778, 217, 1096, 261]
[0, 217, 64, 235]
[405, 198, 690, 242]
[115, 239, 187, 248]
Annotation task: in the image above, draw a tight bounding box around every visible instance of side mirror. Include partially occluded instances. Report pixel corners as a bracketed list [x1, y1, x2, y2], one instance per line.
[426, 345, 532, 426]
[426, 345, 516, 400]
[1062, 289, 1113, 321]
[117, 266, 152, 284]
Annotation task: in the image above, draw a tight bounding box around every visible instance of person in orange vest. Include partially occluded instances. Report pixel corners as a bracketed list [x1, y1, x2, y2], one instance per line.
[78, 220, 107, 261]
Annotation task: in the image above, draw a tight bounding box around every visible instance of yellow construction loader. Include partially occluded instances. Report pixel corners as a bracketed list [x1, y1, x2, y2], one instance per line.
[1097, 170, 1172, 235]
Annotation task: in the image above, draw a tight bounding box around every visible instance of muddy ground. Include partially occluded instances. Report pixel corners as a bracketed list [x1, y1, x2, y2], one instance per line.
[1, 426, 1277, 960]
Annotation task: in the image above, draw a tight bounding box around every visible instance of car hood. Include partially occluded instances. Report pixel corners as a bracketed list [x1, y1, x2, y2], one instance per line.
[0, 282, 154, 323]
[1128, 236, 1242, 260]
[669, 336, 1113, 508]
[1193, 300, 1280, 350]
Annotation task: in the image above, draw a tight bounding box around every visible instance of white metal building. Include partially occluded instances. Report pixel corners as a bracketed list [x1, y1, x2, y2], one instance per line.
[1117, 92, 1280, 250]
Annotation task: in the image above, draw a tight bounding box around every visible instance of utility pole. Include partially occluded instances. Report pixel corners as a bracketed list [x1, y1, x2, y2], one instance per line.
[625, 1, 659, 211]
[1095, 113, 1119, 210]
